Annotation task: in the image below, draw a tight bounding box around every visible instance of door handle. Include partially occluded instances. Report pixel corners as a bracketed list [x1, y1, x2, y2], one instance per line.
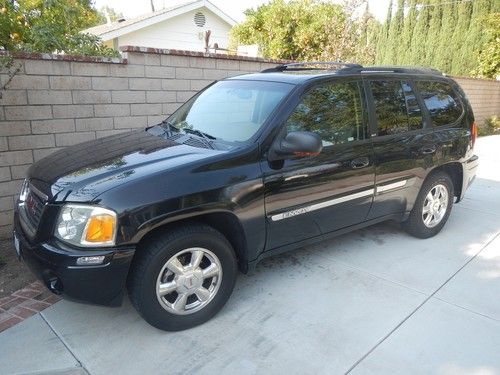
[421, 146, 437, 155]
[351, 157, 370, 169]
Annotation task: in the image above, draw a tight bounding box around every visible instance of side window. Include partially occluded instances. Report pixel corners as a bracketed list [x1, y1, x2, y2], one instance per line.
[416, 81, 463, 126]
[370, 80, 423, 136]
[285, 81, 364, 146]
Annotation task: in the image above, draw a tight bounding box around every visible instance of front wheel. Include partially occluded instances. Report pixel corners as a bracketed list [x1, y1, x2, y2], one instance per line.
[128, 224, 237, 331]
[402, 171, 454, 239]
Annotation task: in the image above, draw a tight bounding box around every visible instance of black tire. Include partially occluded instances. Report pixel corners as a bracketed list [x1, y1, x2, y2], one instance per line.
[402, 171, 454, 239]
[127, 223, 237, 331]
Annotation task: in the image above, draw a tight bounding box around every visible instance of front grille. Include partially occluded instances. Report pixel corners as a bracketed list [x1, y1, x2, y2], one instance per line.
[19, 183, 47, 238]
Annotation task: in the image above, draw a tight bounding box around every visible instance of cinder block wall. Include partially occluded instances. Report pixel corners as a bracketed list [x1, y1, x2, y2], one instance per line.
[0, 48, 499, 239]
[0, 47, 281, 238]
[453, 77, 500, 124]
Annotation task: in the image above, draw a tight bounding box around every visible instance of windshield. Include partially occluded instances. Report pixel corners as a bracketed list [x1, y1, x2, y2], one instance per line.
[165, 80, 293, 142]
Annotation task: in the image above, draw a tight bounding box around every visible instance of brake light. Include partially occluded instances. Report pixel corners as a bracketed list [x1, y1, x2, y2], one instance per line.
[471, 121, 477, 148]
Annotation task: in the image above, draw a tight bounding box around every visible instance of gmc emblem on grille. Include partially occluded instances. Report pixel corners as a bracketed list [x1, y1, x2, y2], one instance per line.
[26, 193, 36, 216]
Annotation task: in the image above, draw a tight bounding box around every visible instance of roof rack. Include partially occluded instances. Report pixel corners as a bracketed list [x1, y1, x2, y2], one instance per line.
[261, 62, 443, 75]
[261, 61, 363, 73]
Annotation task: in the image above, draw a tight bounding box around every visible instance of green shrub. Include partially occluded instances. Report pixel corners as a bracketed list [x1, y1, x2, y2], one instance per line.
[478, 116, 500, 137]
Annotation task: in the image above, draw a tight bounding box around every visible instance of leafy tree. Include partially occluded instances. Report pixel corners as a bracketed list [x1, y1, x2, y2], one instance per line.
[98, 6, 124, 24]
[0, 0, 117, 57]
[409, 0, 431, 66]
[434, 0, 457, 72]
[449, 0, 473, 74]
[385, 0, 404, 65]
[230, 0, 367, 62]
[400, 0, 417, 65]
[375, 0, 393, 64]
[425, 1, 443, 67]
[472, 12, 500, 79]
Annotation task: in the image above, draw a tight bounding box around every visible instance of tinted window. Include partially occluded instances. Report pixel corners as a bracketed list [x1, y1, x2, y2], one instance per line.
[167, 80, 293, 142]
[417, 81, 463, 126]
[286, 81, 364, 146]
[370, 80, 423, 136]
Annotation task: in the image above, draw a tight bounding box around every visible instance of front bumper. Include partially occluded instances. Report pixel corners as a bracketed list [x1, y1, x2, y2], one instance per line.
[13, 213, 135, 306]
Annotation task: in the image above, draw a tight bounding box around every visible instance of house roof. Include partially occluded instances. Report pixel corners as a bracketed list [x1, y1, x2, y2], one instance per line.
[83, 0, 237, 41]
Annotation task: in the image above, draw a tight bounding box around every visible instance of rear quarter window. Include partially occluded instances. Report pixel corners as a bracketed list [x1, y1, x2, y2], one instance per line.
[416, 81, 463, 126]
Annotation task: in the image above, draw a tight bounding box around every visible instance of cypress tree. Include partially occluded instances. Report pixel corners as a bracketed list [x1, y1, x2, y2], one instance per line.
[400, 0, 418, 65]
[386, 0, 405, 64]
[375, 0, 393, 64]
[410, 0, 431, 66]
[450, 0, 473, 75]
[462, 0, 494, 75]
[435, 0, 457, 73]
[426, 0, 443, 68]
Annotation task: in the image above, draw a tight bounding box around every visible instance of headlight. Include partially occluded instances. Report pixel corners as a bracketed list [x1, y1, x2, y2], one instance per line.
[55, 204, 117, 247]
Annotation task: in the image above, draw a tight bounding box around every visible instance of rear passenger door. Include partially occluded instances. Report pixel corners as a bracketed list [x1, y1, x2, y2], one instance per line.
[365, 78, 436, 219]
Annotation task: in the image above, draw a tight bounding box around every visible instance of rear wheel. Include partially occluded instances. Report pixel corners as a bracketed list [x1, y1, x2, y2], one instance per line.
[128, 224, 237, 331]
[402, 171, 454, 238]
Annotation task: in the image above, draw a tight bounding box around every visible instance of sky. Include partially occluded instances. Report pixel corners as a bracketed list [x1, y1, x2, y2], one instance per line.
[93, 0, 392, 23]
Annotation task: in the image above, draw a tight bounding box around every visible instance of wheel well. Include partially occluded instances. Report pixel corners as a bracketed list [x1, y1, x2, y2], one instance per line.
[430, 162, 463, 199]
[136, 212, 249, 273]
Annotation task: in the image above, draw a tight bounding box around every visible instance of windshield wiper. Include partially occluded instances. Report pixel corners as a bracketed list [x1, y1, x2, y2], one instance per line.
[183, 128, 217, 149]
[160, 119, 179, 133]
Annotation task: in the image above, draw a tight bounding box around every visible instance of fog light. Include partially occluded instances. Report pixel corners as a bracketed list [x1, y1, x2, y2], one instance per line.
[76, 256, 105, 266]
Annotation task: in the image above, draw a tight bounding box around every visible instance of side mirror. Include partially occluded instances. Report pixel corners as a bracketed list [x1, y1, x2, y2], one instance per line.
[270, 131, 323, 160]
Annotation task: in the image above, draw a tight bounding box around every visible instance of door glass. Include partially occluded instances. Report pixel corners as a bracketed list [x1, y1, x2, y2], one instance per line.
[371, 80, 424, 136]
[285, 81, 364, 146]
[416, 81, 463, 126]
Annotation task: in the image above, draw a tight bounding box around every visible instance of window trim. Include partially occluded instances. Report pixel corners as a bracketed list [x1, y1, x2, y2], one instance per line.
[281, 77, 369, 149]
[364, 77, 428, 138]
[413, 79, 465, 128]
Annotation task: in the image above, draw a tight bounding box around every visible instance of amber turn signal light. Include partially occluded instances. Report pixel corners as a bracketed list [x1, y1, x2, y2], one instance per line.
[84, 214, 116, 243]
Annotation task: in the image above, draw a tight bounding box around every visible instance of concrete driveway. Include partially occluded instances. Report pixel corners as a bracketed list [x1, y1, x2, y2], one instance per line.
[1, 136, 499, 375]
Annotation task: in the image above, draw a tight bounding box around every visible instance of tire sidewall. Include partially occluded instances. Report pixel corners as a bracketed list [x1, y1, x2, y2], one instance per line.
[136, 230, 237, 331]
[412, 173, 454, 237]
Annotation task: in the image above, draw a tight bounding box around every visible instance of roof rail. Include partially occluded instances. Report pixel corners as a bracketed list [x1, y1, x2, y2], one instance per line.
[261, 61, 363, 73]
[355, 66, 443, 75]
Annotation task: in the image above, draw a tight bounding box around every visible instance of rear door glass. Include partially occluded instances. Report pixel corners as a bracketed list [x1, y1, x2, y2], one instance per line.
[416, 81, 463, 126]
[370, 80, 423, 136]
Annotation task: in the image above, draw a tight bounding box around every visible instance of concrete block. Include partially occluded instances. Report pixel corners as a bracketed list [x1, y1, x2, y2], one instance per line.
[1, 120, 32, 137]
[56, 132, 95, 147]
[176, 91, 196, 102]
[72, 90, 111, 104]
[0, 90, 28, 105]
[32, 119, 75, 134]
[112, 91, 146, 104]
[130, 103, 162, 116]
[190, 57, 216, 69]
[109, 64, 145, 78]
[71, 62, 109, 76]
[113, 116, 148, 129]
[129, 78, 162, 91]
[216, 59, 240, 70]
[53, 105, 94, 119]
[162, 79, 190, 91]
[161, 55, 190, 67]
[203, 69, 228, 80]
[0, 150, 33, 167]
[144, 54, 161, 66]
[0, 180, 22, 196]
[190, 80, 213, 91]
[6, 75, 49, 90]
[175, 67, 203, 79]
[0, 167, 11, 182]
[24, 60, 70, 75]
[145, 66, 175, 79]
[91, 77, 128, 90]
[28, 90, 72, 105]
[8, 134, 55, 150]
[0, 196, 14, 211]
[33, 148, 61, 161]
[49, 76, 91, 90]
[4, 105, 52, 121]
[10, 164, 30, 180]
[76, 118, 114, 131]
[163, 102, 182, 115]
[94, 104, 130, 117]
[146, 91, 176, 103]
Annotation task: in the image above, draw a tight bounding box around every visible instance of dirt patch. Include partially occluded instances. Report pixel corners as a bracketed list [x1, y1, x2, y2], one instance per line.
[0, 239, 36, 298]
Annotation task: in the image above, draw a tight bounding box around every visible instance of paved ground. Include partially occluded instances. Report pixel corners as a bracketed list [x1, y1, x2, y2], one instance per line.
[1, 135, 499, 375]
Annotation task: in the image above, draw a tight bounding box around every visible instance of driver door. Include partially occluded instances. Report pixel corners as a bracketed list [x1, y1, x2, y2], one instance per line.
[261, 79, 375, 250]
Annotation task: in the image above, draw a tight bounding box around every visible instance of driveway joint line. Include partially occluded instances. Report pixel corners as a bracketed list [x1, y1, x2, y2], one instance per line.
[431, 295, 500, 322]
[345, 230, 500, 374]
[39, 311, 91, 375]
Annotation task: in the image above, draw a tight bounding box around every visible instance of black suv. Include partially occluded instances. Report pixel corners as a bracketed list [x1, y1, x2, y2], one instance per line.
[13, 62, 478, 331]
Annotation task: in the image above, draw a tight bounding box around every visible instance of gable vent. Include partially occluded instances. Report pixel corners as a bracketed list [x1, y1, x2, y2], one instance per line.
[194, 12, 206, 27]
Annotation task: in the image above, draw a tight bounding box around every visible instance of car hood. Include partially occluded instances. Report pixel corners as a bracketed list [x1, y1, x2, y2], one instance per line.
[27, 130, 224, 202]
